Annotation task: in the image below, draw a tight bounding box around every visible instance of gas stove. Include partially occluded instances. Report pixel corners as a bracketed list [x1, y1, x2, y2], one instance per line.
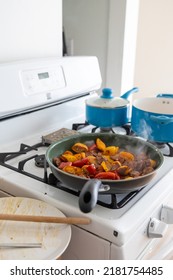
[0, 57, 173, 260]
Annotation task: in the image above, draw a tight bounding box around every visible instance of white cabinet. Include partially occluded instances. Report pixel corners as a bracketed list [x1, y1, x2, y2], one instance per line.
[62, 225, 110, 260]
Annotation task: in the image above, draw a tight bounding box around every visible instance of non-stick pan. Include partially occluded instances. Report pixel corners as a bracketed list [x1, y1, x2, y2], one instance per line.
[46, 133, 164, 213]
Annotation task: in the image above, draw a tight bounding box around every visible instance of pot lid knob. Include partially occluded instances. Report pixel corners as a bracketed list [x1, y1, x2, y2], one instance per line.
[101, 88, 113, 99]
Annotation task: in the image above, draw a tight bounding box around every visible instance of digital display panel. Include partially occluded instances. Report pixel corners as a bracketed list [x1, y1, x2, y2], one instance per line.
[38, 72, 49, 79]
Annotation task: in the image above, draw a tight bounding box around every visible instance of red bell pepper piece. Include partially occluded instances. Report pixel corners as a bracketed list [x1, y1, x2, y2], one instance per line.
[110, 170, 120, 180]
[95, 171, 120, 180]
[58, 161, 72, 169]
[86, 164, 96, 175]
[72, 158, 89, 167]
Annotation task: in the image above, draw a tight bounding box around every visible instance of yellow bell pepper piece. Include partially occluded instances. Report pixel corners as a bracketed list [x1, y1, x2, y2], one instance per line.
[63, 166, 82, 175]
[103, 146, 119, 156]
[61, 154, 77, 162]
[74, 152, 86, 160]
[101, 161, 111, 172]
[63, 150, 73, 155]
[87, 155, 97, 164]
[150, 159, 156, 168]
[96, 138, 106, 151]
[103, 155, 115, 164]
[72, 143, 88, 153]
[119, 151, 134, 161]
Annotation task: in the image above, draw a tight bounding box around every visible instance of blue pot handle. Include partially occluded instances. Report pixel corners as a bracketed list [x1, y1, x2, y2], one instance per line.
[150, 115, 173, 125]
[121, 87, 139, 100]
[157, 93, 173, 98]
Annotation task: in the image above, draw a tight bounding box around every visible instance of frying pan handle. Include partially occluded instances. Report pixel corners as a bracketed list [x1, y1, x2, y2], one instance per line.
[79, 179, 102, 213]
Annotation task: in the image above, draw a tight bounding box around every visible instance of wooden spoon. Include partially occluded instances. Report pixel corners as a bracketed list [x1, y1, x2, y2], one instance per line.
[0, 213, 91, 225]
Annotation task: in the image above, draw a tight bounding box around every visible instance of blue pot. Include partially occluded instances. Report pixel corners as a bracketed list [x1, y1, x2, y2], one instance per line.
[131, 95, 173, 142]
[86, 87, 138, 128]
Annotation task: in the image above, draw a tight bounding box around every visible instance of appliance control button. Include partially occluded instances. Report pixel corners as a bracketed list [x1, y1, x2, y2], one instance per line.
[148, 218, 168, 238]
[161, 205, 173, 224]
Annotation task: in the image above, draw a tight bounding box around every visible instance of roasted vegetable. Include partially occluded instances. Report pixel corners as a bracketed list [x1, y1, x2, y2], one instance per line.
[53, 137, 157, 181]
[96, 138, 106, 151]
[72, 158, 89, 167]
[72, 143, 88, 153]
[63, 166, 82, 175]
[103, 146, 119, 156]
[95, 171, 120, 180]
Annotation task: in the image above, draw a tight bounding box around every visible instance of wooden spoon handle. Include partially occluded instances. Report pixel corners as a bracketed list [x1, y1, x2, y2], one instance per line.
[0, 213, 91, 225]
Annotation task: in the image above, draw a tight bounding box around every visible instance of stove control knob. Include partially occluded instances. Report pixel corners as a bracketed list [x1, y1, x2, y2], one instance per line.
[161, 205, 173, 224]
[148, 218, 168, 238]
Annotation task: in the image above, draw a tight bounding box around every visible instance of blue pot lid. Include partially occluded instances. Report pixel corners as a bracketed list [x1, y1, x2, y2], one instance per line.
[86, 88, 129, 108]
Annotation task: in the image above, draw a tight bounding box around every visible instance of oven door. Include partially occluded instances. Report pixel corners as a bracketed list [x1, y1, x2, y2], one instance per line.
[138, 225, 173, 260]
[0, 189, 13, 198]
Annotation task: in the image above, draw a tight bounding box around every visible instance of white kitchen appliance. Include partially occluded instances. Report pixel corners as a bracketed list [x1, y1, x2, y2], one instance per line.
[0, 56, 173, 260]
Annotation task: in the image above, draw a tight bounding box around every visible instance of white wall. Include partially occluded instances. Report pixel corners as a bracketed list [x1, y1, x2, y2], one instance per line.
[63, 0, 109, 91]
[0, 0, 62, 62]
[107, 0, 139, 95]
[63, 0, 139, 96]
[134, 0, 173, 99]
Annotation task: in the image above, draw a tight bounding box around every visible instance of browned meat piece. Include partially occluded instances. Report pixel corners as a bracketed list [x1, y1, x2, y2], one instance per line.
[53, 157, 61, 166]
[142, 166, 154, 175]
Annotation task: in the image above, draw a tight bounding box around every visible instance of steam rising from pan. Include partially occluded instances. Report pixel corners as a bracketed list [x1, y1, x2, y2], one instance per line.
[132, 119, 154, 142]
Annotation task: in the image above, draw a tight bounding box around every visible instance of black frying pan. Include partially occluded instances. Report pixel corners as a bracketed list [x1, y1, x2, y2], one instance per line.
[46, 133, 164, 213]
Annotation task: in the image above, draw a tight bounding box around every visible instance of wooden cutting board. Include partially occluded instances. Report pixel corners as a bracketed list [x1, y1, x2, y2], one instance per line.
[0, 197, 71, 260]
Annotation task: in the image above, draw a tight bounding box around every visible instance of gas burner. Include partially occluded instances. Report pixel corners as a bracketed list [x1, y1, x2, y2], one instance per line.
[100, 127, 113, 133]
[92, 126, 115, 133]
[91, 126, 127, 135]
[35, 154, 48, 168]
[72, 121, 130, 135]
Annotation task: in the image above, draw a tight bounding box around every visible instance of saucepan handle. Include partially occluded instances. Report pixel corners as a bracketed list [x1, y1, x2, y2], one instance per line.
[121, 87, 139, 100]
[78, 179, 102, 213]
[157, 93, 173, 98]
[79, 180, 111, 213]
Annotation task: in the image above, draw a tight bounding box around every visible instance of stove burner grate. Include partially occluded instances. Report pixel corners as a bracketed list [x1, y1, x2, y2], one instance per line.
[0, 142, 48, 183]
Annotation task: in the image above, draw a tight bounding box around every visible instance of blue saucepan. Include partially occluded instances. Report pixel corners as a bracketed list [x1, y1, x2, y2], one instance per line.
[85, 87, 138, 128]
[131, 94, 173, 142]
